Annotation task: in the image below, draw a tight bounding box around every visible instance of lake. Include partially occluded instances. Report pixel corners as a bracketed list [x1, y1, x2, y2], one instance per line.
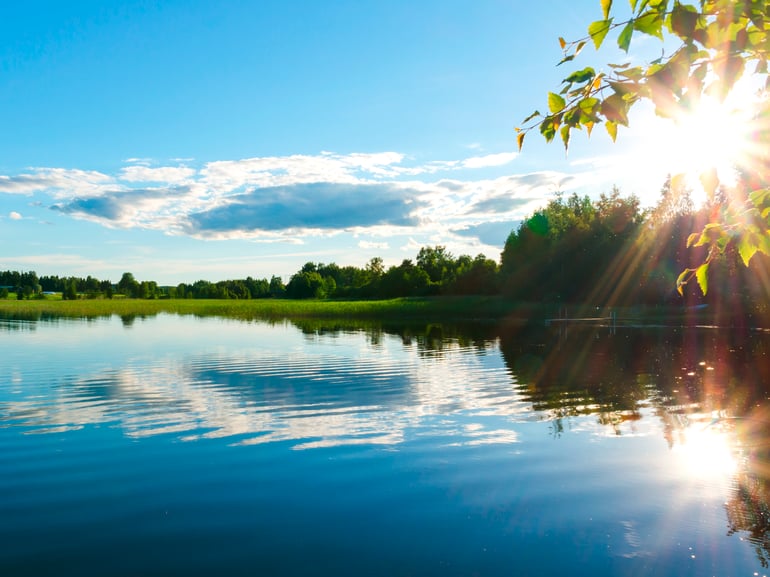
[2, 312, 770, 576]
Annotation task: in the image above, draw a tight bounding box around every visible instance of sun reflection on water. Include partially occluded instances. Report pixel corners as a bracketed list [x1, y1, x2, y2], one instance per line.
[672, 415, 739, 481]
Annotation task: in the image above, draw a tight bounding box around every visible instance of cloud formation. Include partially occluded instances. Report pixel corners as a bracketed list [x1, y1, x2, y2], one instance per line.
[187, 183, 424, 237]
[0, 151, 570, 246]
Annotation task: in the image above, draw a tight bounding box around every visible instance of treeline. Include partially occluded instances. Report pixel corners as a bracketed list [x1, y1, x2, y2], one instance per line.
[4, 177, 769, 318]
[0, 248, 500, 301]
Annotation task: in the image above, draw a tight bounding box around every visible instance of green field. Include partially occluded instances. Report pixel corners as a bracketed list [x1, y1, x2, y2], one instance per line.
[0, 296, 538, 323]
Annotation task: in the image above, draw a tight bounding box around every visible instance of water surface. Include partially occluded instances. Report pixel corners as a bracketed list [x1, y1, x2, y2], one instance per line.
[2, 314, 770, 576]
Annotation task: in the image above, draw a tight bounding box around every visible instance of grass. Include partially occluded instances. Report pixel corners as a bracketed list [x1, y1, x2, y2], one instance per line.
[0, 295, 536, 323]
[1, 295, 725, 328]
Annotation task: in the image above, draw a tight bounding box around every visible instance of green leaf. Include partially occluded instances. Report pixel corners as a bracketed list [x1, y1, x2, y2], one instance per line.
[608, 80, 634, 95]
[690, 223, 724, 248]
[564, 107, 582, 127]
[563, 67, 596, 85]
[588, 19, 613, 49]
[601, 0, 613, 20]
[616, 66, 644, 80]
[560, 125, 571, 150]
[605, 120, 618, 141]
[758, 232, 770, 257]
[522, 110, 542, 124]
[738, 234, 759, 267]
[670, 4, 699, 39]
[695, 263, 709, 295]
[548, 92, 566, 114]
[601, 93, 629, 125]
[578, 97, 601, 116]
[618, 21, 635, 52]
[540, 117, 556, 143]
[749, 187, 770, 207]
[686, 232, 700, 248]
[634, 11, 665, 39]
[629, 0, 639, 12]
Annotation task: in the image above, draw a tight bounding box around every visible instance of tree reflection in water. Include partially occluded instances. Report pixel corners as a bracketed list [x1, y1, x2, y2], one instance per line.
[724, 414, 770, 567]
[500, 323, 770, 566]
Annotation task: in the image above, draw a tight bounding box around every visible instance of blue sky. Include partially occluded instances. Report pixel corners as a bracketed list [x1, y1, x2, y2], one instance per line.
[1, 0, 676, 284]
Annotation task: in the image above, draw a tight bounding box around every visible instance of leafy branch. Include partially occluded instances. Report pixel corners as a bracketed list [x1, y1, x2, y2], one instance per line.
[520, 0, 770, 295]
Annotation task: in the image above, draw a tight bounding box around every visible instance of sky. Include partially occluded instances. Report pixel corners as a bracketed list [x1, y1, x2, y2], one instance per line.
[1, 0, 684, 284]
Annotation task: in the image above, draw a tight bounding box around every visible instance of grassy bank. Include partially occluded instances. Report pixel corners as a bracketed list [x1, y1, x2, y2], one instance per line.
[0, 296, 537, 322]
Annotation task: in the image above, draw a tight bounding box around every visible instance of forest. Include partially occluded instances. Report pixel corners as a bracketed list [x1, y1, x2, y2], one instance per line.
[2, 178, 769, 322]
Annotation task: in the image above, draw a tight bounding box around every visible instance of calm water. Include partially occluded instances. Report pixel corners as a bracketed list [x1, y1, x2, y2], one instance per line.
[3, 313, 770, 576]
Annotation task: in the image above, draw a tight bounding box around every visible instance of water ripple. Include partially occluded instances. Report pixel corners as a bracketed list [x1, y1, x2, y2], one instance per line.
[2, 331, 524, 450]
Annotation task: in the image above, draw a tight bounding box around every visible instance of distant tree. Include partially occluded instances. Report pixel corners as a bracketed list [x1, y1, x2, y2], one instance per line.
[416, 246, 455, 286]
[286, 271, 326, 299]
[63, 279, 78, 300]
[99, 280, 114, 299]
[300, 262, 318, 274]
[367, 257, 384, 278]
[380, 260, 431, 298]
[501, 189, 645, 303]
[118, 272, 140, 298]
[269, 275, 286, 298]
[451, 254, 500, 295]
[245, 276, 270, 298]
[176, 283, 189, 299]
[650, 175, 694, 226]
[0, 288, 8, 299]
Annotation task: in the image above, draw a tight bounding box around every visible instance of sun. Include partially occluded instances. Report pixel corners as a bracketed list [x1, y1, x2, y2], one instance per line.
[671, 97, 751, 178]
[638, 79, 764, 202]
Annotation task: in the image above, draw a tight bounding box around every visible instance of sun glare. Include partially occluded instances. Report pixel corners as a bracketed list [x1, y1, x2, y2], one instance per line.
[673, 420, 738, 480]
[646, 80, 763, 201]
[672, 98, 749, 179]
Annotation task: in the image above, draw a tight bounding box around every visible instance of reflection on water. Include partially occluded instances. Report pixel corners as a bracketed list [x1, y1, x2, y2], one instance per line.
[500, 323, 770, 567]
[2, 317, 520, 449]
[4, 313, 770, 575]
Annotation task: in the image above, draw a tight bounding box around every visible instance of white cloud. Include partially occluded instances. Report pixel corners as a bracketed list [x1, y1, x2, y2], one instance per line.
[0, 150, 610, 247]
[0, 168, 117, 199]
[9, 211, 22, 220]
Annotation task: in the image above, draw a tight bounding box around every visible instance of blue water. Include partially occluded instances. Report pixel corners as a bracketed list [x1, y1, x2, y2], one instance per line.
[1, 314, 768, 576]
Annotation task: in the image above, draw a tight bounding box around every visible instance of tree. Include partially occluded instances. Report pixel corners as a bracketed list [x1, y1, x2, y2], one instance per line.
[118, 272, 140, 298]
[269, 275, 286, 298]
[416, 246, 455, 285]
[285, 271, 325, 299]
[380, 260, 431, 298]
[519, 0, 770, 295]
[63, 279, 78, 300]
[452, 254, 500, 295]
